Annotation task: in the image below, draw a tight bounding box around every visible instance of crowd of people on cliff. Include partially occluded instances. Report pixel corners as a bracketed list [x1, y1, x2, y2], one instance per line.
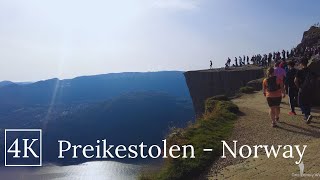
[262, 57, 319, 127]
[223, 45, 320, 68]
[222, 42, 320, 127]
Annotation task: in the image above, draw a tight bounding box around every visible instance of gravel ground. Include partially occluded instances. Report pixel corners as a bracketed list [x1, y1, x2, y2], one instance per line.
[205, 91, 320, 180]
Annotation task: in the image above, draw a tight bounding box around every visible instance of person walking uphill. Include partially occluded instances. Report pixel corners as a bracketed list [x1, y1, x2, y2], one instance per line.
[274, 62, 286, 82]
[285, 61, 298, 115]
[263, 67, 286, 127]
[294, 58, 316, 124]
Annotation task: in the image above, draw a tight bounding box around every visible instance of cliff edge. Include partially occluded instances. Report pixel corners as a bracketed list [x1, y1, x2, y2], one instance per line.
[184, 66, 264, 116]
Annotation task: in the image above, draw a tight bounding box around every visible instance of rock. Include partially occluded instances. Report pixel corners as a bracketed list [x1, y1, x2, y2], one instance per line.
[297, 26, 320, 49]
[308, 54, 320, 76]
[184, 66, 264, 116]
[298, 26, 320, 106]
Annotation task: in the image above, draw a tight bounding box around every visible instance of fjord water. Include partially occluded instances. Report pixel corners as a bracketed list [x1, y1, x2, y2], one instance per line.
[0, 72, 194, 179]
[0, 161, 141, 180]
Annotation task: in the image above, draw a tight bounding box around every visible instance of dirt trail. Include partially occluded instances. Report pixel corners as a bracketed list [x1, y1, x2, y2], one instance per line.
[207, 91, 320, 180]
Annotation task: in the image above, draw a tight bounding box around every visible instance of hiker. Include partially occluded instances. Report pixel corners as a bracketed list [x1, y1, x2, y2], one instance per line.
[282, 50, 286, 59]
[227, 57, 231, 66]
[294, 58, 316, 123]
[251, 56, 255, 64]
[274, 62, 286, 82]
[279, 59, 288, 72]
[235, 57, 238, 67]
[239, 56, 242, 67]
[285, 61, 298, 115]
[263, 67, 286, 127]
[210, 60, 213, 69]
[268, 53, 272, 67]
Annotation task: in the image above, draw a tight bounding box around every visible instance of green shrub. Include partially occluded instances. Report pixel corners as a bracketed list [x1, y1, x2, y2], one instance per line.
[210, 95, 229, 101]
[246, 78, 264, 91]
[215, 100, 239, 114]
[205, 95, 230, 114]
[140, 99, 238, 180]
[239, 86, 255, 94]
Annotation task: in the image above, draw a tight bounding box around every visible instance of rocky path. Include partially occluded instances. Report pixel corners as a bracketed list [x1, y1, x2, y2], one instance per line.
[207, 92, 320, 180]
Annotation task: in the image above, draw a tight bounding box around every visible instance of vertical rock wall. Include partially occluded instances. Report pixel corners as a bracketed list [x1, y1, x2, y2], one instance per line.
[184, 67, 264, 116]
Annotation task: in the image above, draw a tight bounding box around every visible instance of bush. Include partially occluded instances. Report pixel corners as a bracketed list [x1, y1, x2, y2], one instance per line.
[210, 95, 229, 101]
[214, 100, 239, 114]
[140, 99, 238, 180]
[246, 78, 264, 91]
[239, 86, 255, 94]
[205, 96, 238, 114]
[205, 95, 229, 114]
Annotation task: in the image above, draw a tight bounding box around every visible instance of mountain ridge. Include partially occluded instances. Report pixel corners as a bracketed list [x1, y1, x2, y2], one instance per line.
[0, 71, 190, 105]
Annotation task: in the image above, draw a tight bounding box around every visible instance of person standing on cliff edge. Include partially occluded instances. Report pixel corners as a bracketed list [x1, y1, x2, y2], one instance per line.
[235, 57, 238, 67]
[210, 60, 212, 69]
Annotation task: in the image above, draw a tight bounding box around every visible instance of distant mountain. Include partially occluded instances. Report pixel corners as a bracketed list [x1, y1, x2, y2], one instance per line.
[0, 71, 191, 105]
[0, 92, 195, 165]
[0, 81, 32, 88]
[0, 71, 195, 165]
[0, 81, 14, 88]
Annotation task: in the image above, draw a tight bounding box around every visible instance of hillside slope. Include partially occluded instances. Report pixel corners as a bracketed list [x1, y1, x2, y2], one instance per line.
[207, 92, 320, 179]
[0, 71, 190, 105]
[0, 92, 195, 165]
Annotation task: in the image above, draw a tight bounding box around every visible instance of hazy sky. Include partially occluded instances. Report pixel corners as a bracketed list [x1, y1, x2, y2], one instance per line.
[1, 0, 320, 82]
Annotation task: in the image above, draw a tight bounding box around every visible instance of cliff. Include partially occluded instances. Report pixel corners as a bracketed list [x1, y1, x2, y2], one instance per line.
[296, 26, 320, 105]
[297, 26, 320, 49]
[184, 66, 264, 116]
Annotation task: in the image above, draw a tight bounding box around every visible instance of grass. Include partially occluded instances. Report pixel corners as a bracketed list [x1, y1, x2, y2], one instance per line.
[140, 98, 239, 180]
[207, 95, 229, 101]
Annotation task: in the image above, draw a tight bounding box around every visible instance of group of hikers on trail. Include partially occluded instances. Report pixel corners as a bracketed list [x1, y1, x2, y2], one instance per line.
[222, 45, 320, 69]
[262, 57, 319, 127]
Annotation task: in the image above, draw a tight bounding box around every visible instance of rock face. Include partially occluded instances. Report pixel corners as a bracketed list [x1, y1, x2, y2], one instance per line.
[309, 54, 320, 76]
[297, 26, 320, 106]
[297, 26, 320, 49]
[184, 66, 264, 116]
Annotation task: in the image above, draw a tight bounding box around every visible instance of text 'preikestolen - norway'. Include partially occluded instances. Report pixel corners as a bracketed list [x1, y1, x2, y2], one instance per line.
[56, 139, 307, 165]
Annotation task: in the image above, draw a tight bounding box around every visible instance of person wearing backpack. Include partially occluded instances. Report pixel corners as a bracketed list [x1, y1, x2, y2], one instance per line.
[285, 61, 298, 115]
[294, 58, 316, 123]
[263, 67, 286, 127]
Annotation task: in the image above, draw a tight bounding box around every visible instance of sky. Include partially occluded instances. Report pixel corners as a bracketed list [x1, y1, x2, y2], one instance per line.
[1, 0, 320, 82]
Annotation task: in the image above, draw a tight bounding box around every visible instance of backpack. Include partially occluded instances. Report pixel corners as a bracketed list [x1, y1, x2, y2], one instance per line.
[267, 76, 280, 92]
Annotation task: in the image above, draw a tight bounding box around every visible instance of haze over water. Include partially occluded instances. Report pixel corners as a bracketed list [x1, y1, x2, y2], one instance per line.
[0, 161, 141, 180]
